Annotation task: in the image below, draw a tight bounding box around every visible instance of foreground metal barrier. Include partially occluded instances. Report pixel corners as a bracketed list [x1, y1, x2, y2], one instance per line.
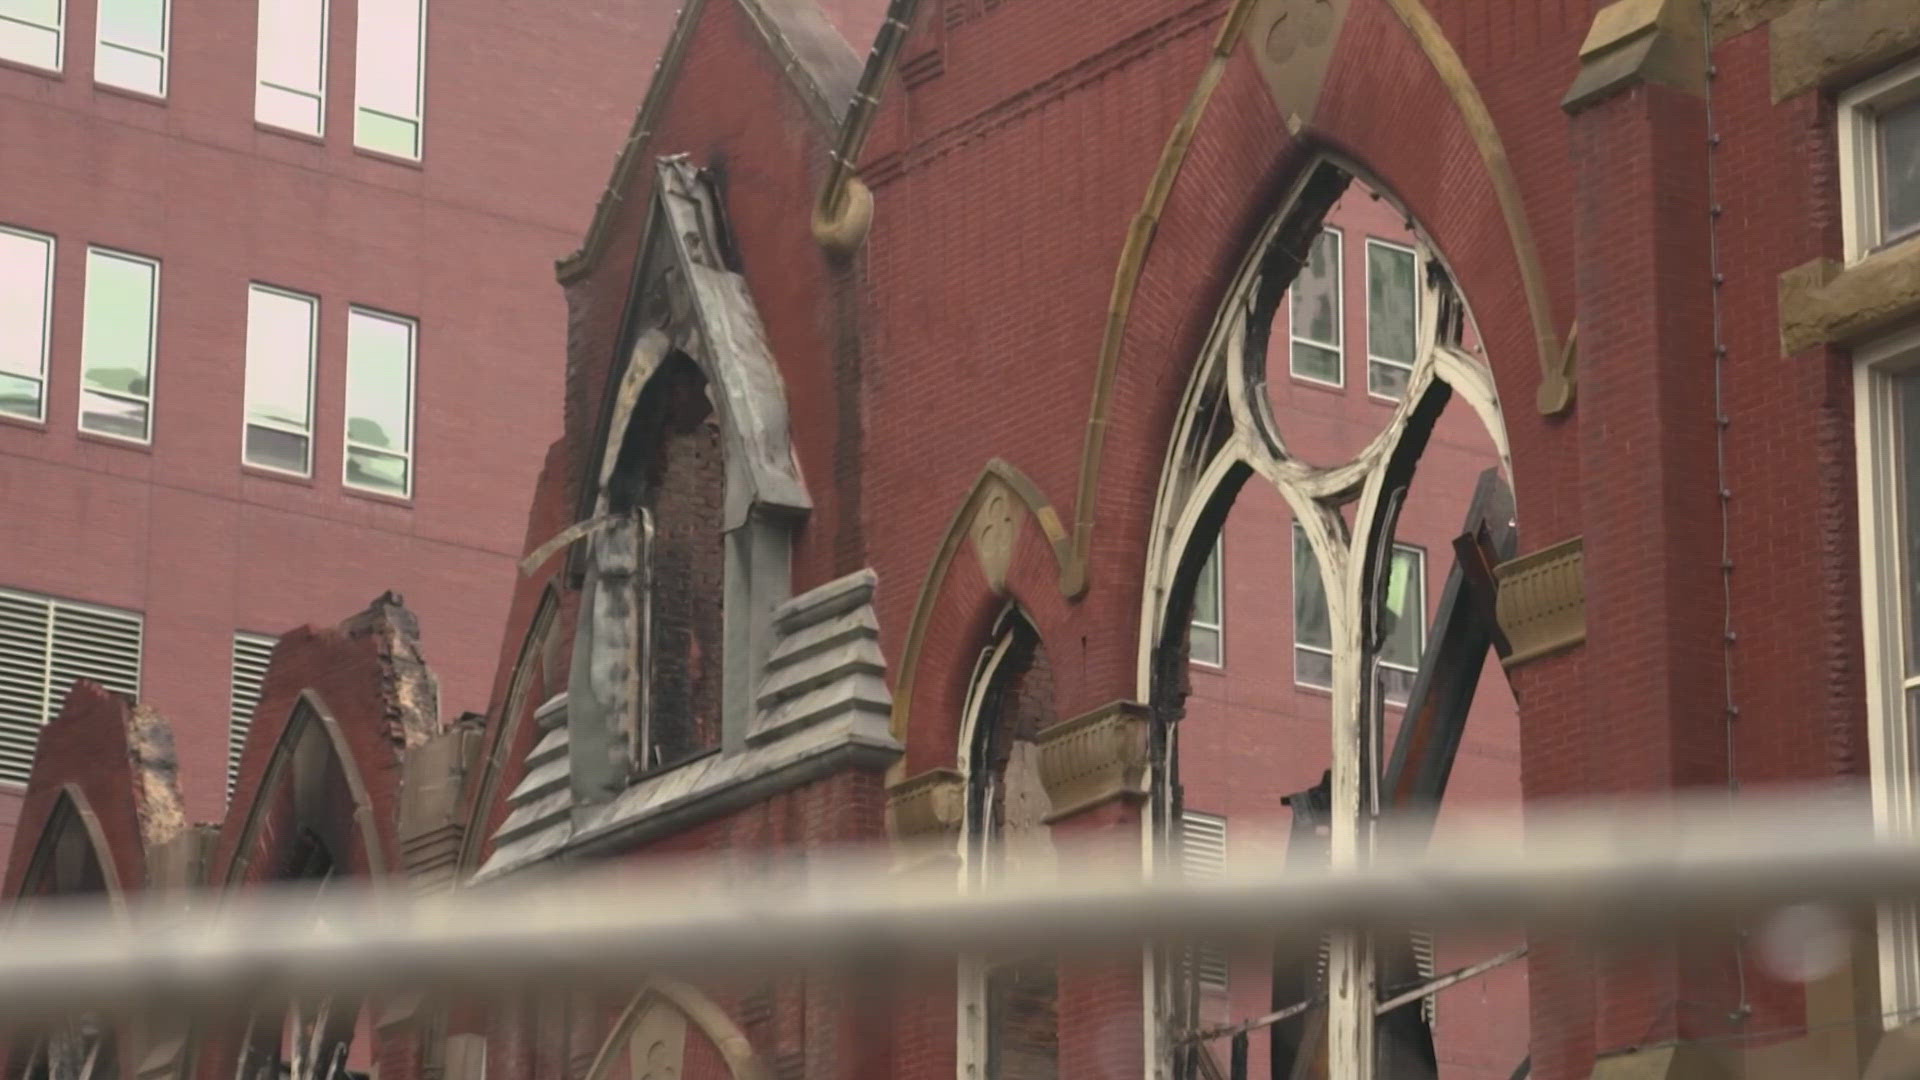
[0, 784, 1898, 1016]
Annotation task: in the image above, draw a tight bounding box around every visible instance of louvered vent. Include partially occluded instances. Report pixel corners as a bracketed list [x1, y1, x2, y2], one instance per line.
[0, 589, 143, 785]
[1179, 811, 1229, 991]
[229, 633, 277, 800]
[1412, 929, 1437, 1026]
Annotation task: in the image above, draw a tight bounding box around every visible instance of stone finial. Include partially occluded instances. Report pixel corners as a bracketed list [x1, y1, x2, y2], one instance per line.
[1034, 702, 1152, 822]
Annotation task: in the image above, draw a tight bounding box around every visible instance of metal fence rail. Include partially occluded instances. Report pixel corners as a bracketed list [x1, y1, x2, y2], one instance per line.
[0, 785, 1899, 1017]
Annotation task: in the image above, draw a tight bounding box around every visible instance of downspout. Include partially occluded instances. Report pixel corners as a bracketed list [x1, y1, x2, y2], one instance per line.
[812, 0, 922, 253]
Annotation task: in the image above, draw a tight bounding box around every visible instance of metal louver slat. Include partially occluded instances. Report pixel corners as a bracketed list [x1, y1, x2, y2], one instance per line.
[1180, 812, 1230, 991]
[0, 589, 141, 785]
[229, 633, 277, 800]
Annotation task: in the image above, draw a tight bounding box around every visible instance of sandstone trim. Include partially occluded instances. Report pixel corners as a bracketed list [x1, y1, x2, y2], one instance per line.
[1035, 701, 1152, 822]
[1770, 0, 1920, 102]
[1779, 245, 1920, 355]
[1495, 538, 1586, 669]
[1562, 0, 1708, 113]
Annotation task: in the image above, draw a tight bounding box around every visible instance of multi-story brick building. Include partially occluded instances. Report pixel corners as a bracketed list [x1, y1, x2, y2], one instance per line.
[0, 0, 876, 858]
[9, 0, 1920, 1079]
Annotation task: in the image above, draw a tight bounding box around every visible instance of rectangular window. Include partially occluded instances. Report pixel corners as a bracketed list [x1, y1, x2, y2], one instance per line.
[0, 226, 54, 422]
[1179, 811, 1229, 992]
[79, 247, 158, 443]
[0, 0, 63, 72]
[1854, 325, 1920, 1027]
[243, 284, 317, 476]
[353, 0, 425, 159]
[0, 588, 142, 785]
[256, 0, 328, 135]
[228, 633, 275, 800]
[94, 0, 168, 96]
[344, 307, 415, 497]
[1293, 525, 1425, 704]
[1290, 228, 1343, 386]
[1189, 538, 1223, 667]
[1377, 545, 1427, 706]
[1841, 58, 1920, 261]
[1294, 525, 1332, 690]
[1367, 239, 1419, 400]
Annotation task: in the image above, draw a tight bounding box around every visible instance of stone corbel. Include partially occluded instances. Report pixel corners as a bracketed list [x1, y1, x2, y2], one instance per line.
[885, 768, 965, 871]
[1035, 701, 1152, 823]
[1495, 538, 1587, 669]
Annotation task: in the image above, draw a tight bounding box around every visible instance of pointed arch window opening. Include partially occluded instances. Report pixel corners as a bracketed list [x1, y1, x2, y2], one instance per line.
[1142, 159, 1520, 1080]
[234, 836, 371, 1080]
[956, 609, 1061, 1080]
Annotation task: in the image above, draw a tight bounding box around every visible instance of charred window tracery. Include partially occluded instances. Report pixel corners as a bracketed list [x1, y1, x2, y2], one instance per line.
[962, 615, 1060, 1080]
[602, 353, 726, 774]
[1144, 159, 1523, 1080]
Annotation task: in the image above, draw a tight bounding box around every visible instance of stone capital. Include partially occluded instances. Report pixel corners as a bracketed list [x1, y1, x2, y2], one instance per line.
[1495, 538, 1587, 669]
[1035, 701, 1152, 823]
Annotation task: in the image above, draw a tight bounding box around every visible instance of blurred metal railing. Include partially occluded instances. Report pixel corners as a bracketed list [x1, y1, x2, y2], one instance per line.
[0, 784, 1900, 1017]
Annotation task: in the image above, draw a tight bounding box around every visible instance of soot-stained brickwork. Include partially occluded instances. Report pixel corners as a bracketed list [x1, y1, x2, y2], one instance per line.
[7, 0, 1920, 1078]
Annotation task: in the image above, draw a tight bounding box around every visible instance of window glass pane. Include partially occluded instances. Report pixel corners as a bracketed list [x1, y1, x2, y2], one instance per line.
[257, 0, 325, 133]
[1293, 527, 1330, 651]
[0, 229, 52, 416]
[1898, 372, 1920, 676]
[81, 250, 155, 439]
[1193, 542, 1220, 625]
[1189, 625, 1220, 667]
[245, 426, 309, 474]
[346, 311, 411, 451]
[245, 287, 313, 431]
[1382, 547, 1424, 669]
[79, 390, 148, 440]
[354, 110, 418, 158]
[95, 0, 164, 95]
[354, 0, 422, 155]
[0, 374, 39, 418]
[97, 0, 161, 51]
[96, 41, 161, 93]
[346, 447, 408, 495]
[1881, 98, 1920, 243]
[1368, 360, 1411, 400]
[1291, 231, 1341, 348]
[0, 0, 60, 70]
[1368, 241, 1417, 364]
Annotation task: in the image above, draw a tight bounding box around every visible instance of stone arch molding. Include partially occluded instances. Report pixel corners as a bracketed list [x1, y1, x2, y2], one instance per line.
[225, 688, 388, 886]
[566, 154, 813, 800]
[582, 979, 771, 1080]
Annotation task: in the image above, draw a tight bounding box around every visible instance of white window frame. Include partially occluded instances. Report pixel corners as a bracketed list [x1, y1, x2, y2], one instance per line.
[1839, 57, 1920, 263]
[242, 283, 318, 478]
[1294, 523, 1333, 691]
[255, 0, 330, 137]
[1365, 237, 1420, 402]
[343, 306, 416, 499]
[1854, 321, 1920, 1028]
[0, 0, 64, 73]
[93, 0, 169, 97]
[78, 246, 159, 445]
[1376, 544, 1427, 706]
[0, 224, 55, 423]
[1288, 226, 1344, 388]
[1189, 537, 1223, 668]
[352, 0, 426, 160]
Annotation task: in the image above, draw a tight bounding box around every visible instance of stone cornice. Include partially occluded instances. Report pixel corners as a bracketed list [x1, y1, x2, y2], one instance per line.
[1035, 702, 1152, 822]
[1495, 538, 1587, 669]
